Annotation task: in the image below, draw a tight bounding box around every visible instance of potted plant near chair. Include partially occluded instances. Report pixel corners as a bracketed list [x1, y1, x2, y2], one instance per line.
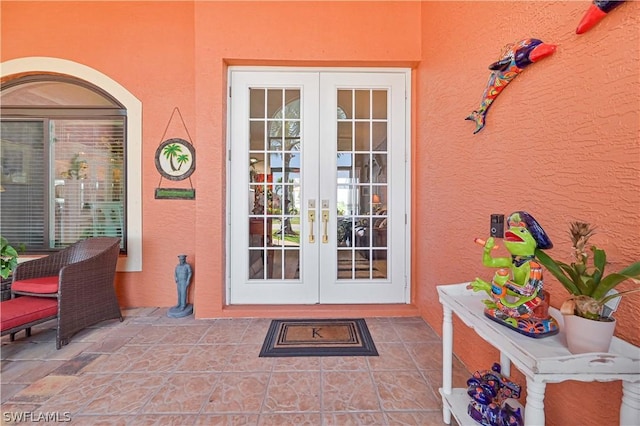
[535, 222, 640, 354]
[1, 236, 20, 301]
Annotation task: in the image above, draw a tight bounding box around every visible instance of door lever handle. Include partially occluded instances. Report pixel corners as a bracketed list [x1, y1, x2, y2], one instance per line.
[308, 211, 316, 243]
[321, 210, 329, 243]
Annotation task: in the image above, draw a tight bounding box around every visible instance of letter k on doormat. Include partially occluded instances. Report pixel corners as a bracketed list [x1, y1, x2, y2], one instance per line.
[259, 319, 378, 357]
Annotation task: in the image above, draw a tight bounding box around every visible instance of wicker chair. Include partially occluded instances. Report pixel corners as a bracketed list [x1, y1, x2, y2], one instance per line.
[11, 237, 123, 349]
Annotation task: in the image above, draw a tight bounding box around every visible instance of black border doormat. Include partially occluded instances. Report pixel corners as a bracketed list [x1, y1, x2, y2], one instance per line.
[259, 318, 378, 357]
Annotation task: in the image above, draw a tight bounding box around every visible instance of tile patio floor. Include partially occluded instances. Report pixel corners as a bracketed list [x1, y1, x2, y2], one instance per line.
[1, 308, 469, 425]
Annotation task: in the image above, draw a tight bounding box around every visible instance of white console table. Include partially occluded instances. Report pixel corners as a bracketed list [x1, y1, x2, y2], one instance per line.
[437, 283, 640, 426]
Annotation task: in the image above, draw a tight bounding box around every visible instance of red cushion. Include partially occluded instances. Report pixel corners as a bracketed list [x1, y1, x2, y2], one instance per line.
[11, 276, 59, 294]
[1, 297, 58, 331]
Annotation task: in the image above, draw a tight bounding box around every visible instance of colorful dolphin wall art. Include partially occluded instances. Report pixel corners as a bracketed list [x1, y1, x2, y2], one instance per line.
[465, 38, 557, 134]
[576, 0, 626, 34]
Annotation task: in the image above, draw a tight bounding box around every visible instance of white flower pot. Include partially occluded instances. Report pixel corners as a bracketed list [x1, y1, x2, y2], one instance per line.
[563, 313, 616, 354]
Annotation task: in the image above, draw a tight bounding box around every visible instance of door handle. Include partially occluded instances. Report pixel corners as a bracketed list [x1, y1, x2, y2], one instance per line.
[308, 211, 316, 243]
[321, 210, 329, 243]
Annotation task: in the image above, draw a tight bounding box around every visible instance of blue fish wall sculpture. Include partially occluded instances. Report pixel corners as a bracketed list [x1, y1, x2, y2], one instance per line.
[466, 38, 556, 134]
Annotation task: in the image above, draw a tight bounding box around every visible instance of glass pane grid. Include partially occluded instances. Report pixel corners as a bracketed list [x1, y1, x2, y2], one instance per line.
[335, 87, 389, 281]
[248, 87, 301, 281]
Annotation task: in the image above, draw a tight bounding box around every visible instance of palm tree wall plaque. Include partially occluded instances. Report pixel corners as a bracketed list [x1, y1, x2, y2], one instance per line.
[155, 138, 196, 182]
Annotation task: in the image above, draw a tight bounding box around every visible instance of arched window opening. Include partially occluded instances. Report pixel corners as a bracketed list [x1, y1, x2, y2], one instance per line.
[1, 75, 127, 253]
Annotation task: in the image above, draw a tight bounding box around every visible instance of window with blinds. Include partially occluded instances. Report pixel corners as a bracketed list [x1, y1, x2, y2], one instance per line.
[1, 76, 126, 253]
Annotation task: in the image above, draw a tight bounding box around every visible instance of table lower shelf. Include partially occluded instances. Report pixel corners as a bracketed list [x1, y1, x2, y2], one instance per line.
[439, 388, 478, 426]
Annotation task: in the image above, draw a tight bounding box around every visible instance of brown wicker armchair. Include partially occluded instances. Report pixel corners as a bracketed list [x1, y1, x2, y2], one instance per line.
[11, 237, 123, 349]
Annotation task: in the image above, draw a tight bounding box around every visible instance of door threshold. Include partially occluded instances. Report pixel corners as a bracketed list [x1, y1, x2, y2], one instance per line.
[219, 303, 419, 319]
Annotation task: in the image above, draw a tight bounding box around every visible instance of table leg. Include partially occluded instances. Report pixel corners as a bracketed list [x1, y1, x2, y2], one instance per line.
[500, 352, 511, 378]
[524, 379, 546, 426]
[442, 305, 453, 424]
[621, 381, 640, 426]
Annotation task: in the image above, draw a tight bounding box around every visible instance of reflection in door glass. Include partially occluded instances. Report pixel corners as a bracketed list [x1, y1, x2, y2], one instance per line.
[248, 88, 301, 280]
[336, 89, 388, 280]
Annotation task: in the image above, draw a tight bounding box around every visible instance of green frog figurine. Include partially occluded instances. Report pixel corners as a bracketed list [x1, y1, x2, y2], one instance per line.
[468, 211, 559, 338]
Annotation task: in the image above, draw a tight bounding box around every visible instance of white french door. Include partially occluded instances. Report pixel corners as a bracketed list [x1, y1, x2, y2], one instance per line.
[228, 68, 410, 304]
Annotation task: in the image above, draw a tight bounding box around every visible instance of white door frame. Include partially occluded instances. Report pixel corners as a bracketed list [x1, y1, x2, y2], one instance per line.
[225, 67, 412, 305]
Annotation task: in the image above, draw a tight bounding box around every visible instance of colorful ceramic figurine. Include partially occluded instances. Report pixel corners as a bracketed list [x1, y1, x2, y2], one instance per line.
[466, 39, 556, 134]
[467, 363, 524, 426]
[468, 211, 559, 337]
[576, 0, 626, 34]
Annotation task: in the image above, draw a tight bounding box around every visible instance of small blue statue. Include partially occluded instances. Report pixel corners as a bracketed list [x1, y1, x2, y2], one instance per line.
[167, 254, 193, 318]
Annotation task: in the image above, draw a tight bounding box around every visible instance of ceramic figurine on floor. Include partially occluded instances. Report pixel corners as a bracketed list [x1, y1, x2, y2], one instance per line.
[168, 254, 193, 318]
[468, 211, 559, 337]
[467, 363, 524, 426]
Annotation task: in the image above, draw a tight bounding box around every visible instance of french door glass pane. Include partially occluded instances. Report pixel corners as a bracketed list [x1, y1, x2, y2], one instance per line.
[248, 88, 301, 280]
[336, 89, 388, 280]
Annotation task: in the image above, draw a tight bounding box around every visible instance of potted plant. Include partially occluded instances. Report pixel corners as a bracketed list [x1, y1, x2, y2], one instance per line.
[1, 235, 20, 301]
[535, 222, 640, 353]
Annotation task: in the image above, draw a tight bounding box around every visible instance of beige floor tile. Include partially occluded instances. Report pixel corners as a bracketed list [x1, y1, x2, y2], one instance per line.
[199, 319, 252, 344]
[393, 320, 440, 343]
[194, 413, 260, 425]
[384, 410, 451, 425]
[272, 356, 321, 372]
[141, 372, 219, 414]
[365, 318, 402, 343]
[1, 339, 57, 361]
[373, 370, 441, 411]
[127, 325, 211, 345]
[0, 383, 27, 402]
[323, 411, 387, 425]
[202, 372, 270, 413]
[175, 344, 236, 372]
[81, 345, 151, 373]
[367, 342, 416, 371]
[320, 356, 369, 371]
[126, 414, 198, 425]
[0, 403, 47, 422]
[263, 371, 321, 413]
[258, 412, 323, 425]
[0, 359, 66, 384]
[224, 344, 274, 372]
[44, 341, 97, 361]
[405, 341, 444, 371]
[125, 344, 191, 373]
[240, 319, 273, 344]
[322, 371, 380, 412]
[38, 373, 115, 414]
[80, 373, 166, 415]
[10, 375, 78, 404]
[83, 336, 132, 353]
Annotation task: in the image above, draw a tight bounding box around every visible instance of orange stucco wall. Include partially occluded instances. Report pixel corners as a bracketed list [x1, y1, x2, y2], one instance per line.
[417, 2, 639, 425]
[2, 2, 639, 425]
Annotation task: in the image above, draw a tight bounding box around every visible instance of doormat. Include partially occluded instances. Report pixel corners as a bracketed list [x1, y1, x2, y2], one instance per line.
[259, 318, 378, 357]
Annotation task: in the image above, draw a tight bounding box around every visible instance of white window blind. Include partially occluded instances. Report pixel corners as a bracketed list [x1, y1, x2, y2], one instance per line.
[51, 119, 125, 248]
[0, 120, 46, 248]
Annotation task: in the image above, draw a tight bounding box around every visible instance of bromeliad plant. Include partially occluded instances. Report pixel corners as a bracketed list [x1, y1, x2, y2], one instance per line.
[535, 222, 640, 320]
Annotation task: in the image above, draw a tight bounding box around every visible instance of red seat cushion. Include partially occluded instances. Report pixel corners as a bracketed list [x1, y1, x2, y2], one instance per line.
[1, 297, 58, 332]
[11, 276, 59, 294]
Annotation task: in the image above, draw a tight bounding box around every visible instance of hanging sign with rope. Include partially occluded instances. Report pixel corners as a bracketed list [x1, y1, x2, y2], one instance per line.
[154, 107, 196, 199]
